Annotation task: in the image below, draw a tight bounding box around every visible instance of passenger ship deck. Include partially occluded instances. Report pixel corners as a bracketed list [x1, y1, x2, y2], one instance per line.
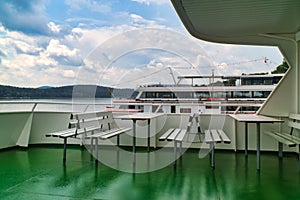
[1, 146, 300, 200]
[1, 0, 300, 199]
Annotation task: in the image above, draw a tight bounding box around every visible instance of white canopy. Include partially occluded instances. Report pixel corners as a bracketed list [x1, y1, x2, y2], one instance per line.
[171, 0, 300, 115]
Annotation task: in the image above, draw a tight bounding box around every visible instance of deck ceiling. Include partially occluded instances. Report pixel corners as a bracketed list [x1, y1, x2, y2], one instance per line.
[171, 0, 300, 46]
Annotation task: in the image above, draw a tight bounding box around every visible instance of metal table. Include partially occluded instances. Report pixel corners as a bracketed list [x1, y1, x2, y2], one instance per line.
[115, 113, 164, 154]
[230, 114, 283, 171]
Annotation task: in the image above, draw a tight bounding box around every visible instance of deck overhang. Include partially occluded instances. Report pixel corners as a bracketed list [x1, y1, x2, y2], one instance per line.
[171, 0, 300, 115]
[171, 0, 300, 46]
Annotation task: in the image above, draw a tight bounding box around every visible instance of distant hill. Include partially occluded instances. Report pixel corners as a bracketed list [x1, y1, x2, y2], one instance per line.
[0, 85, 136, 99]
[37, 86, 53, 89]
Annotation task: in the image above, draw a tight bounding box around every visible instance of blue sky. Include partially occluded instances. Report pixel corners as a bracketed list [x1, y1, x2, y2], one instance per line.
[0, 0, 283, 88]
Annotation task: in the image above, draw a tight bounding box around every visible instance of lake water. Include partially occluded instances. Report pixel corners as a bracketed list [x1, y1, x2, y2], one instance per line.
[0, 98, 114, 113]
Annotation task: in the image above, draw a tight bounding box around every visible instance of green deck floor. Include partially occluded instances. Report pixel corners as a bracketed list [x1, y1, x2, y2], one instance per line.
[0, 146, 300, 200]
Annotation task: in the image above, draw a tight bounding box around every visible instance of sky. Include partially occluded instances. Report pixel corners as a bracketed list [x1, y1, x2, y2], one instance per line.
[0, 0, 283, 88]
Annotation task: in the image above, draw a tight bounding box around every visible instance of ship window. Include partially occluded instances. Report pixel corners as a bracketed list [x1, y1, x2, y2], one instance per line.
[243, 79, 252, 85]
[262, 91, 271, 98]
[157, 92, 174, 98]
[180, 108, 191, 113]
[175, 92, 193, 98]
[233, 91, 243, 98]
[273, 76, 282, 84]
[195, 92, 210, 98]
[171, 106, 176, 113]
[263, 79, 272, 85]
[253, 91, 270, 98]
[253, 91, 263, 98]
[242, 91, 252, 98]
[205, 105, 219, 109]
[146, 92, 156, 98]
[140, 92, 146, 98]
[225, 91, 233, 98]
[213, 92, 226, 98]
[252, 78, 263, 85]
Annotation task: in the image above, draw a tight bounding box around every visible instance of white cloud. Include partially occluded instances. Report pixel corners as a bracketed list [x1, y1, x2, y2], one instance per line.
[43, 67, 76, 78]
[131, 0, 169, 5]
[48, 22, 61, 33]
[46, 39, 78, 57]
[130, 14, 161, 27]
[64, 0, 111, 13]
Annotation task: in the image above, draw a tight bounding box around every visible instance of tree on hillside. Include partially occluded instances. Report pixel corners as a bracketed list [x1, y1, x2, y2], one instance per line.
[271, 59, 289, 74]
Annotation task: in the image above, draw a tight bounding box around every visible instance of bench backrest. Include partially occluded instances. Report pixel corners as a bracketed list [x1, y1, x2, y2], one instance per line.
[287, 113, 300, 134]
[75, 111, 114, 130]
[186, 113, 202, 133]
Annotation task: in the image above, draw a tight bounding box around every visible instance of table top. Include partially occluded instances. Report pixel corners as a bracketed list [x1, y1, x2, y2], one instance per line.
[229, 114, 284, 123]
[114, 113, 164, 120]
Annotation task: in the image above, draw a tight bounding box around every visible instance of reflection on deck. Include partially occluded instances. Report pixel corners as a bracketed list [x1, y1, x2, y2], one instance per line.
[0, 147, 300, 200]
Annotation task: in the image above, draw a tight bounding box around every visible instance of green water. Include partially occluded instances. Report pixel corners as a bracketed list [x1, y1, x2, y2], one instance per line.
[0, 146, 299, 200]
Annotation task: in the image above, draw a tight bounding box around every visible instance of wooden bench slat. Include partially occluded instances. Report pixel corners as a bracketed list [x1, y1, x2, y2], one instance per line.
[86, 128, 121, 138]
[204, 130, 214, 143]
[287, 121, 300, 130]
[217, 129, 231, 144]
[211, 129, 222, 143]
[271, 131, 300, 145]
[289, 113, 300, 121]
[167, 129, 181, 141]
[159, 128, 175, 141]
[76, 111, 111, 120]
[101, 128, 131, 139]
[264, 131, 296, 147]
[46, 128, 77, 137]
[175, 129, 187, 142]
[280, 132, 300, 144]
[84, 125, 103, 133]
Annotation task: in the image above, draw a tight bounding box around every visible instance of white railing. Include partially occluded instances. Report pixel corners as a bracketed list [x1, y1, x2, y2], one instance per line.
[0, 99, 112, 113]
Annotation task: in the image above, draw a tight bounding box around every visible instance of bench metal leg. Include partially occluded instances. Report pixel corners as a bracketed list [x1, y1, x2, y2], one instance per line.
[63, 138, 67, 162]
[278, 142, 283, 158]
[174, 141, 177, 165]
[91, 138, 94, 154]
[209, 143, 215, 168]
[256, 123, 261, 171]
[245, 122, 248, 156]
[117, 135, 120, 147]
[298, 145, 300, 170]
[95, 138, 99, 161]
[180, 141, 183, 156]
[147, 119, 150, 152]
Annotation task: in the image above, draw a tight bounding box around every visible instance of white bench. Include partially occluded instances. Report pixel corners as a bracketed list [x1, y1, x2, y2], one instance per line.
[159, 114, 231, 168]
[46, 111, 130, 162]
[204, 129, 231, 168]
[264, 113, 300, 166]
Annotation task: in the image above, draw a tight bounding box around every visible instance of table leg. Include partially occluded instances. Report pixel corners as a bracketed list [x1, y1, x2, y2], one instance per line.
[147, 119, 150, 152]
[256, 123, 260, 171]
[245, 122, 248, 156]
[133, 119, 136, 155]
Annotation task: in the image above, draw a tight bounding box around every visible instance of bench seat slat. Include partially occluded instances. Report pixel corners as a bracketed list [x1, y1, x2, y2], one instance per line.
[86, 128, 121, 138]
[288, 113, 300, 121]
[159, 128, 175, 141]
[211, 129, 222, 143]
[264, 131, 296, 147]
[280, 132, 300, 144]
[46, 128, 77, 137]
[167, 129, 181, 141]
[204, 130, 214, 143]
[85, 127, 131, 139]
[101, 127, 131, 139]
[175, 129, 187, 142]
[217, 129, 231, 144]
[76, 111, 111, 120]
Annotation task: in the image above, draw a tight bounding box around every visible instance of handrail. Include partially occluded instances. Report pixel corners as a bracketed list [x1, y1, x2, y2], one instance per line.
[0, 99, 111, 113]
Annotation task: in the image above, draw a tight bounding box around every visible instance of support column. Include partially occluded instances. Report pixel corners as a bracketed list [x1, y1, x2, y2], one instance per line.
[296, 32, 300, 113]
